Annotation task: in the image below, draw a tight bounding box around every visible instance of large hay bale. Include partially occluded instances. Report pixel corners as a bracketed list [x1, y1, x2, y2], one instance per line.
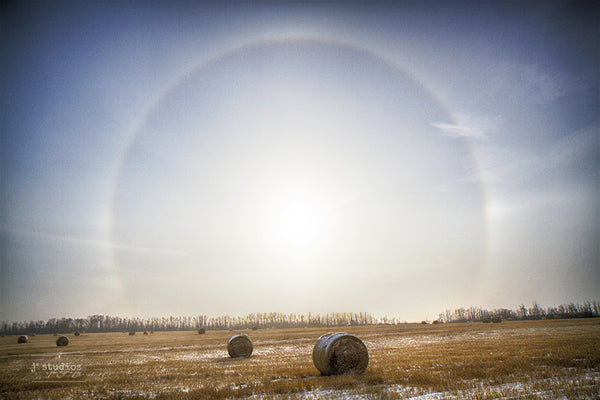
[17, 335, 28, 343]
[198, 328, 205, 334]
[227, 334, 253, 358]
[74, 331, 81, 336]
[312, 333, 368, 375]
[56, 336, 69, 347]
[143, 331, 148, 335]
[129, 331, 135, 336]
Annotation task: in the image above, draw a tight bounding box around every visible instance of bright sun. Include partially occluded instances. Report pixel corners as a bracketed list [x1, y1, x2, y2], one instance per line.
[275, 193, 324, 250]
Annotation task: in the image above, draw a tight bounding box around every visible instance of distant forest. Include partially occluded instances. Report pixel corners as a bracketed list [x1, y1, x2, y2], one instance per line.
[1, 312, 377, 335]
[1, 302, 598, 335]
[437, 301, 600, 324]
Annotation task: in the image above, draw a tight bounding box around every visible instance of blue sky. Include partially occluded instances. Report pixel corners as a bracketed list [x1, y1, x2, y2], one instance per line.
[1, 1, 598, 322]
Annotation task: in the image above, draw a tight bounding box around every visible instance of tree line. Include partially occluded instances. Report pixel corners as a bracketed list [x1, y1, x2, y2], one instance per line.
[437, 301, 600, 324]
[2, 301, 598, 335]
[0, 312, 377, 335]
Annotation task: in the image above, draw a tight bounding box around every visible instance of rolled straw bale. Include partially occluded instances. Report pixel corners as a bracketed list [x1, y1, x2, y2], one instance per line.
[143, 331, 148, 335]
[56, 336, 69, 347]
[227, 334, 253, 358]
[198, 328, 206, 334]
[129, 331, 136, 336]
[17, 335, 28, 343]
[74, 331, 81, 336]
[312, 333, 368, 375]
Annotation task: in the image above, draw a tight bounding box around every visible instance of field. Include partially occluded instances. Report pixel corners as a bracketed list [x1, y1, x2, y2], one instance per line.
[1, 319, 598, 399]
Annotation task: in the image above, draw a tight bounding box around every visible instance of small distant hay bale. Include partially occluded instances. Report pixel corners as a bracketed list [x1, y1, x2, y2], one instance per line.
[312, 333, 368, 375]
[17, 335, 28, 343]
[74, 331, 81, 336]
[198, 328, 205, 334]
[227, 334, 253, 358]
[30, 333, 36, 336]
[56, 336, 69, 347]
[150, 331, 154, 334]
[129, 331, 135, 336]
[143, 331, 148, 335]
[252, 326, 258, 331]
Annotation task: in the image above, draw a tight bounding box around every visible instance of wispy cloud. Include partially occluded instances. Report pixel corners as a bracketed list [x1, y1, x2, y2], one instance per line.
[475, 123, 599, 225]
[432, 121, 484, 138]
[329, 194, 359, 211]
[478, 123, 598, 188]
[490, 61, 566, 104]
[1, 227, 189, 256]
[433, 113, 499, 139]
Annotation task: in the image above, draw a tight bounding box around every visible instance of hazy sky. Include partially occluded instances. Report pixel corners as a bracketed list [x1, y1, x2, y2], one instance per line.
[2, 1, 598, 322]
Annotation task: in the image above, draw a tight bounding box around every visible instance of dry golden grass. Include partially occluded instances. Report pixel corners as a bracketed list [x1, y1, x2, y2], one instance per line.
[0, 319, 598, 399]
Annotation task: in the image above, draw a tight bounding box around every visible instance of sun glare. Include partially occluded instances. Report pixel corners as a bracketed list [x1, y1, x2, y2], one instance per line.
[275, 193, 325, 251]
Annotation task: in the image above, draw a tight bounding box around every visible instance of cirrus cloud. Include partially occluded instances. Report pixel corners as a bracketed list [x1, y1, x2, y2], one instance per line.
[433, 113, 500, 139]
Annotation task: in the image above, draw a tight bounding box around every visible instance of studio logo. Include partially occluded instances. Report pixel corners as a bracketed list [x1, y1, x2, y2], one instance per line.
[31, 354, 84, 382]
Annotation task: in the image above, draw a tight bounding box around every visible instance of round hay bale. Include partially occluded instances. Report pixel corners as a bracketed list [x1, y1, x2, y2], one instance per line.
[17, 335, 28, 343]
[198, 328, 206, 334]
[312, 332, 368, 375]
[150, 331, 154, 334]
[74, 331, 81, 336]
[56, 336, 69, 347]
[227, 334, 253, 358]
[143, 331, 148, 335]
[129, 331, 135, 336]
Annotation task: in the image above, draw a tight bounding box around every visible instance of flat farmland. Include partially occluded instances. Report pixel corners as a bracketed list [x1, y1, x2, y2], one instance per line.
[1, 319, 598, 399]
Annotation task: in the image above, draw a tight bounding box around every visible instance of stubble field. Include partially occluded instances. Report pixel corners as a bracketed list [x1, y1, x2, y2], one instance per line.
[1, 318, 598, 399]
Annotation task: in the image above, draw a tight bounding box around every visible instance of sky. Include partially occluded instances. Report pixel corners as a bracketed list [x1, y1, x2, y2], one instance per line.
[1, 1, 598, 323]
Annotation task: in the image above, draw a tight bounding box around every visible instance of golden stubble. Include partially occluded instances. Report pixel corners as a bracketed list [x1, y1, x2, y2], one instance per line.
[1, 319, 598, 399]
